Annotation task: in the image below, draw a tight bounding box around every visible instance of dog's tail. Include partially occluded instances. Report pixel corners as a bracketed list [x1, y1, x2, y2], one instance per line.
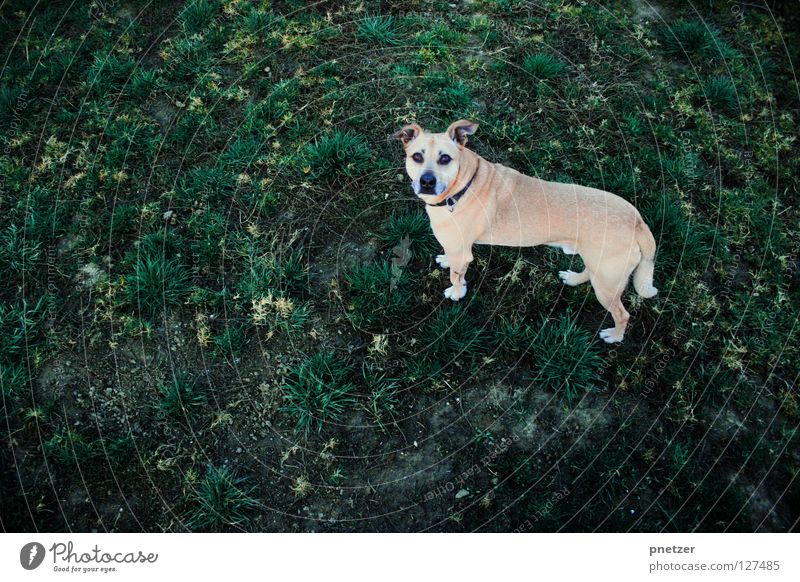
[633, 217, 658, 298]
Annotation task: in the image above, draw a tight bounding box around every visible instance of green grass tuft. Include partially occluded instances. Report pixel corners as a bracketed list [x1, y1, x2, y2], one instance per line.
[439, 80, 476, 112]
[0, 85, 24, 123]
[177, 167, 236, 204]
[244, 8, 278, 35]
[158, 373, 207, 419]
[213, 324, 247, 360]
[492, 316, 534, 353]
[1, 363, 29, 400]
[43, 428, 95, 467]
[180, 0, 218, 34]
[244, 79, 299, 130]
[186, 465, 258, 531]
[83, 52, 136, 95]
[125, 254, 191, 318]
[660, 20, 717, 60]
[0, 224, 40, 276]
[282, 352, 355, 436]
[378, 211, 438, 258]
[127, 68, 160, 99]
[344, 262, 413, 329]
[0, 299, 44, 365]
[357, 15, 402, 45]
[238, 247, 308, 302]
[304, 130, 374, 185]
[422, 305, 489, 358]
[220, 136, 264, 172]
[523, 53, 567, 81]
[703, 75, 739, 115]
[530, 314, 604, 404]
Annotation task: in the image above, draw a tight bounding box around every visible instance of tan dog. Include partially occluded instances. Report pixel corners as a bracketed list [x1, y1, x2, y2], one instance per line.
[391, 120, 658, 343]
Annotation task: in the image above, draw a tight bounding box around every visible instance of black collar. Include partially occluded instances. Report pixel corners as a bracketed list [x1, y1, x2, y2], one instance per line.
[425, 161, 480, 212]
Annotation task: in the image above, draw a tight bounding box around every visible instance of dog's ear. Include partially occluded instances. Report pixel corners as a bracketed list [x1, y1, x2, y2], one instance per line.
[447, 120, 479, 147]
[390, 124, 422, 147]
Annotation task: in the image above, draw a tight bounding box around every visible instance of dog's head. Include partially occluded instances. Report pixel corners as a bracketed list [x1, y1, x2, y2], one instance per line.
[390, 120, 478, 199]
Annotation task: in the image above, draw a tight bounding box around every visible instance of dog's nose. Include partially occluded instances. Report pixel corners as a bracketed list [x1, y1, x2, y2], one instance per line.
[420, 172, 436, 191]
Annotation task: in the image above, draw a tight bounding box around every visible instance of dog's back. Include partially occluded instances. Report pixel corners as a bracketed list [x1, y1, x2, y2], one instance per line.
[480, 157, 643, 254]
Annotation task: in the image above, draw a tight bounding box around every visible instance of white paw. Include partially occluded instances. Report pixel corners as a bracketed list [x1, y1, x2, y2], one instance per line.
[639, 286, 658, 299]
[558, 270, 585, 286]
[599, 327, 624, 344]
[444, 284, 467, 301]
[435, 254, 449, 268]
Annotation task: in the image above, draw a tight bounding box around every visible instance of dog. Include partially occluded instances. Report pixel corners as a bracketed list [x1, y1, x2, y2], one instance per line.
[390, 119, 658, 343]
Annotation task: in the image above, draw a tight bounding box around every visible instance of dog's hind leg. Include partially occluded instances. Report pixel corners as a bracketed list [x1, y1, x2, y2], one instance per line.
[590, 266, 635, 343]
[558, 269, 590, 286]
[435, 254, 449, 269]
[594, 288, 630, 343]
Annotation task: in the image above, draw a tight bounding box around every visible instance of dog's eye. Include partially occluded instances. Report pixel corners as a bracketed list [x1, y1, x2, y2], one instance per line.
[438, 154, 452, 165]
[411, 153, 424, 163]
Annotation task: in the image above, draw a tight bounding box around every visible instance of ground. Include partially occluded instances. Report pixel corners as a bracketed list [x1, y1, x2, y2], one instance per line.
[1, 0, 798, 532]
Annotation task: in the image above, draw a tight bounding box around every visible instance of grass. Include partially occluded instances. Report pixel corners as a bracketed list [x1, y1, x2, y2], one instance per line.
[304, 130, 374, 185]
[660, 20, 717, 60]
[0, 299, 43, 365]
[179, 0, 218, 34]
[282, 352, 355, 436]
[238, 247, 308, 301]
[186, 465, 258, 531]
[357, 15, 402, 46]
[213, 324, 247, 360]
[343, 262, 413, 329]
[378, 211, 439, 258]
[530, 314, 605, 405]
[422, 305, 489, 359]
[703, 75, 739, 115]
[1, 0, 798, 534]
[244, 79, 299, 130]
[523, 53, 568, 81]
[362, 362, 399, 431]
[0, 85, 24, 122]
[0, 363, 29, 399]
[43, 428, 95, 467]
[158, 373, 207, 419]
[128, 68, 160, 99]
[220, 136, 264, 172]
[250, 291, 310, 334]
[492, 316, 535, 354]
[641, 193, 719, 274]
[83, 52, 137, 96]
[0, 224, 41, 276]
[125, 254, 192, 319]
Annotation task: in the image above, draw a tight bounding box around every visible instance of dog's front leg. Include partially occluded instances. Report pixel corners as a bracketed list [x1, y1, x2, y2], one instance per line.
[443, 248, 472, 301]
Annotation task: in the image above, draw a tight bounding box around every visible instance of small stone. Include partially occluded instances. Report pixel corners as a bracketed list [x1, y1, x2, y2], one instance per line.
[455, 489, 470, 499]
